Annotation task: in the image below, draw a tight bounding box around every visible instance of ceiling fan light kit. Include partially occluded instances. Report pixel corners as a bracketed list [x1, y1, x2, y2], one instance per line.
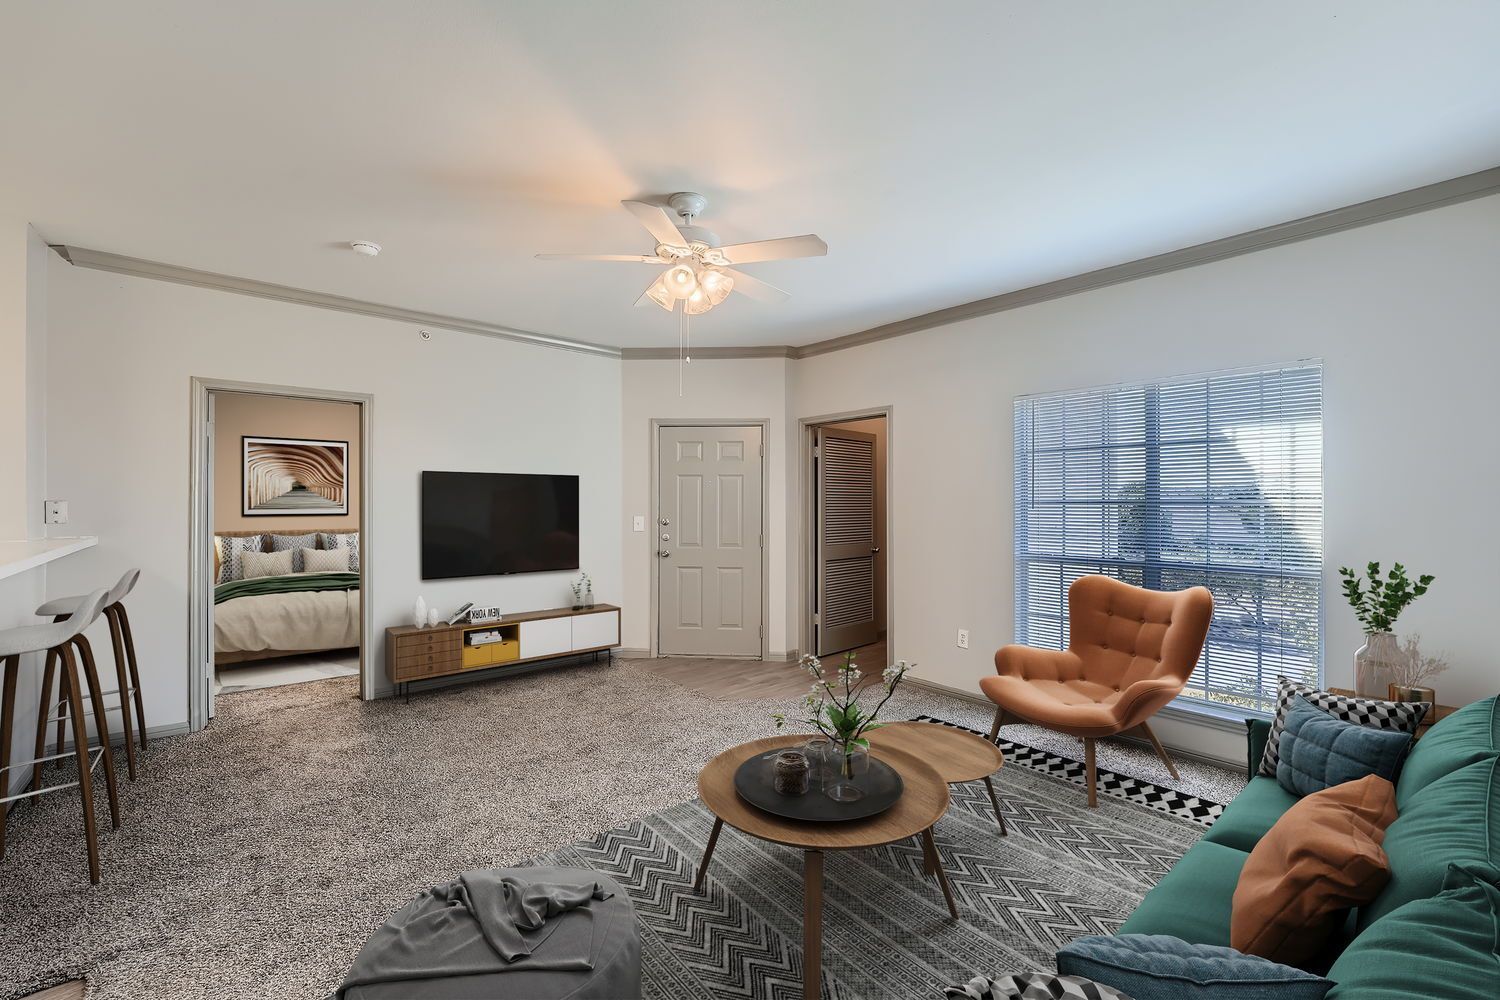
[537, 191, 826, 392]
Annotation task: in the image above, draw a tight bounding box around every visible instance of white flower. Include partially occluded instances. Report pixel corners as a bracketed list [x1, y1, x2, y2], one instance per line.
[801, 654, 823, 679]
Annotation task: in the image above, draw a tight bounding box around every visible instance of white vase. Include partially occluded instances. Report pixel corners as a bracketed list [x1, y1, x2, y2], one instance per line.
[427, 607, 443, 628]
[413, 595, 428, 628]
[1354, 631, 1401, 698]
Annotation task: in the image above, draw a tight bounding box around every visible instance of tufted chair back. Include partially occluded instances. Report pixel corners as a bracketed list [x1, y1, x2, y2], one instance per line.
[1067, 575, 1214, 691]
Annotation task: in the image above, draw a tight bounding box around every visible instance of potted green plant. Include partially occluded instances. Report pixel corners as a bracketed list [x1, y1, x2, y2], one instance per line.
[773, 652, 910, 802]
[1339, 561, 1434, 698]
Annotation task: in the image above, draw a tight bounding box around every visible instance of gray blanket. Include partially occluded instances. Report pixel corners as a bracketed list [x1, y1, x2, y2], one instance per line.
[335, 869, 622, 999]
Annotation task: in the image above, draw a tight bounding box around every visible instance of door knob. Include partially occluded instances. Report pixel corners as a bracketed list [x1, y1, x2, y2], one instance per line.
[871, 546, 881, 554]
[659, 550, 671, 558]
[658, 516, 671, 526]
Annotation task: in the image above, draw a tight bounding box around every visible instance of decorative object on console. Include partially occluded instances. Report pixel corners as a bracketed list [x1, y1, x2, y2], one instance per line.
[242, 435, 348, 515]
[412, 595, 427, 628]
[772, 651, 910, 802]
[427, 607, 442, 628]
[467, 606, 502, 623]
[1230, 774, 1397, 966]
[1056, 934, 1332, 1000]
[1273, 696, 1414, 797]
[570, 572, 593, 610]
[1339, 561, 1434, 696]
[445, 602, 474, 625]
[1258, 677, 1428, 778]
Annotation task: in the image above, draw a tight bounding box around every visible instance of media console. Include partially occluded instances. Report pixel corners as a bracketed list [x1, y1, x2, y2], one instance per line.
[385, 604, 620, 697]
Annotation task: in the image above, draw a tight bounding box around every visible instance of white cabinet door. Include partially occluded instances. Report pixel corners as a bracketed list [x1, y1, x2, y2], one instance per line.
[571, 610, 620, 651]
[519, 617, 572, 659]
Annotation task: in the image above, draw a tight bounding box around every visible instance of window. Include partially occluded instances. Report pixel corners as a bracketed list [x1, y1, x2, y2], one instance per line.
[1013, 362, 1323, 717]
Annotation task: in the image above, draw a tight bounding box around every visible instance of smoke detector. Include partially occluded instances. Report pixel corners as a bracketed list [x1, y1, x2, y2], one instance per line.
[349, 240, 382, 257]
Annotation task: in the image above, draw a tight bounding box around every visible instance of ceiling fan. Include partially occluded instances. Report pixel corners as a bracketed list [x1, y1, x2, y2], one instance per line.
[536, 192, 827, 316]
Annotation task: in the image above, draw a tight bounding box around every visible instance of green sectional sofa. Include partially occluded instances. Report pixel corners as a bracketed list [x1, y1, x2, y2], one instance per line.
[1114, 694, 1500, 996]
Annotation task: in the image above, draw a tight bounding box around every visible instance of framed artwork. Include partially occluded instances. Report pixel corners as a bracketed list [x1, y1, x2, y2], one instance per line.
[242, 436, 349, 516]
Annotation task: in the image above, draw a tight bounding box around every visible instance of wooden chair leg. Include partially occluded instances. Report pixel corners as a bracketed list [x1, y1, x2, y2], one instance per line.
[31, 649, 56, 793]
[0, 655, 17, 860]
[60, 645, 101, 884]
[74, 636, 121, 829]
[1137, 721, 1180, 781]
[104, 607, 138, 780]
[117, 604, 148, 751]
[1084, 737, 1098, 807]
[988, 705, 1007, 742]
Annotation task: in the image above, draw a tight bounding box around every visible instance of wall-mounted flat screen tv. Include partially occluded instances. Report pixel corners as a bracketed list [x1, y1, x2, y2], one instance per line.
[421, 471, 579, 580]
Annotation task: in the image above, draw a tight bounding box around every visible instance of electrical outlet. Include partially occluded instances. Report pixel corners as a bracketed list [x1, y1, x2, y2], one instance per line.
[45, 500, 69, 525]
[632, 515, 645, 532]
[957, 629, 970, 649]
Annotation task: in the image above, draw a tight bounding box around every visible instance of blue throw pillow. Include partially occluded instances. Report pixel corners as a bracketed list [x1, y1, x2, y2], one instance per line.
[1057, 934, 1331, 999]
[1275, 696, 1413, 797]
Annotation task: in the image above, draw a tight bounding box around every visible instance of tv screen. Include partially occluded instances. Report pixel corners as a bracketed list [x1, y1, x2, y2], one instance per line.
[421, 471, 580, 580]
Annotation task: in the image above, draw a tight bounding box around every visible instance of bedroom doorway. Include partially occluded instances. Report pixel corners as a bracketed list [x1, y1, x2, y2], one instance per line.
[188, 379, 375, 729]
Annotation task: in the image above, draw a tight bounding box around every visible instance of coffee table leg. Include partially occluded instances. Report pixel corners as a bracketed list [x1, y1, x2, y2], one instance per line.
[695, 817, 724, 892]
[921, 827, 959, 920]
[804, 849, 823, 1000]
[982, 775, 1009, 836]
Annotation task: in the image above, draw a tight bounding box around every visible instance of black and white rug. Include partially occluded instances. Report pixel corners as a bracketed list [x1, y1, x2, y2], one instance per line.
[915, 716, 1226, 826]
[529, 753, 1216, 1000]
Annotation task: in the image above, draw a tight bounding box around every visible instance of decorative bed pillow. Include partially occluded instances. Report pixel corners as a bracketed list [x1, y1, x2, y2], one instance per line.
[1231, 774, 1397, 966]
[216, 534, 263, 584]
[1057, 934, 1331, 999]
[944, 973, 1132, 1000]
[1258, 677, 1428, 777]
[1275, 696, 1414, 797]
[318, 531, 360, 572]
[301, 546, 350, 574]
[241, 548, 295, 580]
[268, 533, 319, 572]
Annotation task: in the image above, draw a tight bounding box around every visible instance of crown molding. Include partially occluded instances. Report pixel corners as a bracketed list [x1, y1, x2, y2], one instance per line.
[50, 246, 622, 359]
[619, 345, 796, 360]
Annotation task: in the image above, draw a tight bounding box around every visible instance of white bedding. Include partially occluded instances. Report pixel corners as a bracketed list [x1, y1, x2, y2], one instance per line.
[215, 589, 360, 653]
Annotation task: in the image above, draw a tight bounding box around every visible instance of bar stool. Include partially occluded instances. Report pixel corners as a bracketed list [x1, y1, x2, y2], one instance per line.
[36, 569, 145, 780]
[0, 589, 117, 884]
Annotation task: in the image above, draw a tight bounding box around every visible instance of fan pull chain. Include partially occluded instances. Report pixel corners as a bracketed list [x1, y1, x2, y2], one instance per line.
[677, 300, 684, 397]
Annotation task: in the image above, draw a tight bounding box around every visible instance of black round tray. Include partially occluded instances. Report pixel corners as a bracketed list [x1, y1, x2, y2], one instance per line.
[733, 750, 904, 822]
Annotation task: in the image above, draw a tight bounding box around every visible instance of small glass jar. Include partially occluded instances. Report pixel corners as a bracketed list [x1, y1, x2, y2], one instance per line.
[773, 750, 811, 796]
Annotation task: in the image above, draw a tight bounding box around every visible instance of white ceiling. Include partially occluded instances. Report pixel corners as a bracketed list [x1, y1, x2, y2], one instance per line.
[3, 1, 1499, 350]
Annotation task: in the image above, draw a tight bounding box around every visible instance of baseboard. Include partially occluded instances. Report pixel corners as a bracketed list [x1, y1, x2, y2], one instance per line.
[616, 647, 652, 660]
[4, 719, 193, 808]
[902, 674, 1243, 770]
[770, 649, 800, 663]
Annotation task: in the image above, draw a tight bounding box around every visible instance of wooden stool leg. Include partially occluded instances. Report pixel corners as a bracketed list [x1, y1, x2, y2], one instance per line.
[117, 605, 148, 751]
[1138, 721, 1180, 781]
[695, 817, 723, 892]
[802, 849, 823, 1000]
[982, 775, 1009, 836]
[60, 645, 100, 884]
[1084, 737, 1098, 807]
[74, 636, 121, 829]
[105, 608, 138, 780]
[921, 827, 959, 920]
[31, 649, 56, 793]
[0, 655, 17, 860]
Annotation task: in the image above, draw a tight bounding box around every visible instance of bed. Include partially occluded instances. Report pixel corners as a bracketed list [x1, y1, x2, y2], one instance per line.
[214, 529, 361, 664]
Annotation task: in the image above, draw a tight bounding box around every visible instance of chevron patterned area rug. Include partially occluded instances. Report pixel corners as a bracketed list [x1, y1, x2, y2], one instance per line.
[527, 745, 1218, 1000]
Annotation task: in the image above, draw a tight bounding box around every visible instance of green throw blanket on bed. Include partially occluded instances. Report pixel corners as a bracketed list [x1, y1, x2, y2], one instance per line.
[214, 571, 359, 605]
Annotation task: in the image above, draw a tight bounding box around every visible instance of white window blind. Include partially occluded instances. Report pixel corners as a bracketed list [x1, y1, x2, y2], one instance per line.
[1013, 362, 1323, 717]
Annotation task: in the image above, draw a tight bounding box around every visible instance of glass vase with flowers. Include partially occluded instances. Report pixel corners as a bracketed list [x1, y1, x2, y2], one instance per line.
[773, 652, 911, 802]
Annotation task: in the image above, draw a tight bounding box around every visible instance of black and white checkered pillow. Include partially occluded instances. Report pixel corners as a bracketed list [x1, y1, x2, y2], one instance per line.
[269, 533, 319, 573]
[318, 531, 360, 573]
[216, 535, 264, 584]
[1259, 676, 1429, 777]
[945, 974, 1133, 1000]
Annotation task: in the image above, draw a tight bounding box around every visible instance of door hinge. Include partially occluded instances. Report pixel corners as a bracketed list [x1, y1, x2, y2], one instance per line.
[759, 442, 764, 457]
[813, 612, 821, 625]
[813, 445, 820, 459]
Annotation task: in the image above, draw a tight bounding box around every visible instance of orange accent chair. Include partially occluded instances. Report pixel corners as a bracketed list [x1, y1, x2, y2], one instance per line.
[983, 575, 1214, 806]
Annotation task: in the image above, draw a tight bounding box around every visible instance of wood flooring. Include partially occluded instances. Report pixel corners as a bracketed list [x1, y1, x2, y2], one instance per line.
[634, 640, 888, 701]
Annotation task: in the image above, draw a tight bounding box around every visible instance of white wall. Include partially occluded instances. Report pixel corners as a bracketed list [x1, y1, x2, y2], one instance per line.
[44, 257, 622, 731]
[786, 194, 1500, 760]
[619, 358, 794, 656]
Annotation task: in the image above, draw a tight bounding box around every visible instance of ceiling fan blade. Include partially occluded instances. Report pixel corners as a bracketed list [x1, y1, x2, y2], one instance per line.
[716, 234, 827, 265]
[622, 200, 687, 248]
[535, 252, 662, 263]
[722, 267, 790, 304]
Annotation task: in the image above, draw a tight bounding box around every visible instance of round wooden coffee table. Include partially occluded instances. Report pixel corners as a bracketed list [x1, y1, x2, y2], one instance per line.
[696, 734, 956, 1000]
[865, 721, 1008, 835]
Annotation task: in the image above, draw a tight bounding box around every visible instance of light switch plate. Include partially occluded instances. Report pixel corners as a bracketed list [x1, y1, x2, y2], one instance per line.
[45, 499, 69, 525]
[957, 629, 970, 649]
[632, 515, 645, 532]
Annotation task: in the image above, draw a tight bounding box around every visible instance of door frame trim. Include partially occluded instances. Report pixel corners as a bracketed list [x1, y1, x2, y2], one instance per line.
[649, 418, 770, 661]
[798, 407, 894, 666]
[188, 377, 375, 732]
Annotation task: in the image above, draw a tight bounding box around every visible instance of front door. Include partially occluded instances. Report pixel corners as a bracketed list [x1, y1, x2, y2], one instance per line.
[657, 425, 764, 657]
[815, 425, 880, 655]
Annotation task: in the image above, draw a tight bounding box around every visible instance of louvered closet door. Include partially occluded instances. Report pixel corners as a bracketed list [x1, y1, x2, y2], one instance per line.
[816, 427, 879, 655]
